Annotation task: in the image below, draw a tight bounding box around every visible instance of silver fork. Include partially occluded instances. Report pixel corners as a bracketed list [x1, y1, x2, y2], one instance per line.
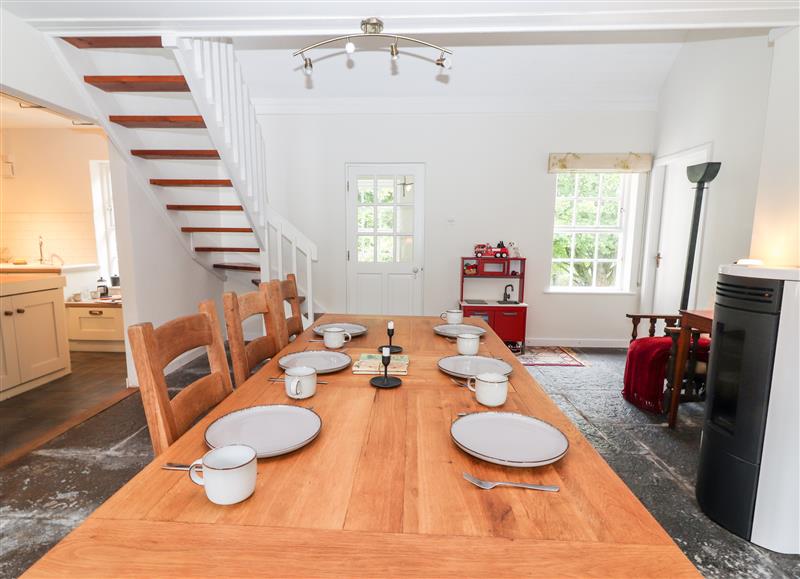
[462, 472, 559, 492]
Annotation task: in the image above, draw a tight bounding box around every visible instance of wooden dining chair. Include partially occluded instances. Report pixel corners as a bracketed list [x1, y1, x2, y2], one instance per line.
[128, 300, 233, 456]
[266, 273, 304, 350]
[223, 284, 280, 388]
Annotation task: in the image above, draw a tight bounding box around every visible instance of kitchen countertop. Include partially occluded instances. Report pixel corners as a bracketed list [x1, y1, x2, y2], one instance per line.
[0, 263, 98, 274]
[65, 300, 122, 309]
[461, 300, 528, 307]
[0, 274, 66, 296]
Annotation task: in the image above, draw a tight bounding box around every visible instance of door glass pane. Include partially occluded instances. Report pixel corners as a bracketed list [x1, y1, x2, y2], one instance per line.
[596, 262, 617, 287]
[377, 236, 394, 262]
[597, 233, 619, 259]
[377, 207, 394, 232]
[357, 236, 375, 262]
[574, 233, 596, 259]
[397, 176, 415, 203]
[575, 199, 598, 225]
[396, 206, 413, 234]
[357, 207, 375, 231]
[357, 177, 375, 204]
[573, 262, 593, 286]
[377, 177, 394, 203]
[397, 236, 413, 262]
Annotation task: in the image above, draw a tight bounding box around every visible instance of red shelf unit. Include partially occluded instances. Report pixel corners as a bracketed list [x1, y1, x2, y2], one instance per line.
[459, 257, 527, 350]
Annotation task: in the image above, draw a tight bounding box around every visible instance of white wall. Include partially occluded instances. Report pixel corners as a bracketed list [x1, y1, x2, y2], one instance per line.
[261, 110, 656, 346]
[0, 8, 94, 120]
[652, 33, 773, 307]
[750, 27, 800, 267]
[109, 147, 226, 382]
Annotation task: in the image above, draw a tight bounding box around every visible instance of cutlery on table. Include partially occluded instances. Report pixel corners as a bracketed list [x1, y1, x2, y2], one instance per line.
[269, 377, 329, 384]
[450, 378, 467, 388]
[462, 472, 559, 492]
[162, 463, 191, 471]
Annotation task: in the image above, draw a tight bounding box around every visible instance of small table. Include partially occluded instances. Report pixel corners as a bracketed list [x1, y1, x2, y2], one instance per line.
[668, 309, 714, 429]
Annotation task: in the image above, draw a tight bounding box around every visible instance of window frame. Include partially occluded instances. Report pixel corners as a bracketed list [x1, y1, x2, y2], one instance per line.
[548, 172, 637, 293]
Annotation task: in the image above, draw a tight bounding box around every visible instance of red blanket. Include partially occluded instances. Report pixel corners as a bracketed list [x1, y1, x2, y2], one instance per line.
[622, 337, 711, 414]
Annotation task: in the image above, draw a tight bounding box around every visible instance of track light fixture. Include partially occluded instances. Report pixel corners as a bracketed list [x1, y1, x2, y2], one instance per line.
[293, 17, 452, 75]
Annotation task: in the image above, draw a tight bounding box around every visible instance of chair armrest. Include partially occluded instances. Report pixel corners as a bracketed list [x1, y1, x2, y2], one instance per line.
[626, 313, 681, 342]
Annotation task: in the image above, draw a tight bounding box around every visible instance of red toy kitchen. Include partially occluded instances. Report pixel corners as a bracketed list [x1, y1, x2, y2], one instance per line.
[460, 242, 527, 352]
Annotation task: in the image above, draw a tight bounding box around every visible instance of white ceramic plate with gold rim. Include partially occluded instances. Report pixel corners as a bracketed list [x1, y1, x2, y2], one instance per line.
[433, 324, 486, 338]
[451, 412, 569, 467]
[204, 405, 322, 458]
[312, 322, 368, 337]
[437, 355, 512, 379]
[278, 350, 352, 374]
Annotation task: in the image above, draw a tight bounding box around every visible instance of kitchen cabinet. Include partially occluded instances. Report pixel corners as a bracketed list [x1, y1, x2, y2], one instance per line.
[462, 304, 527, 344]
[66, 303, 124, 352]
[0, 275, 71, 400]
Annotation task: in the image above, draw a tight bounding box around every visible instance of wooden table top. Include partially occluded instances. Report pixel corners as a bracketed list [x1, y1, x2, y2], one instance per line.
[23, 314, 699, 578]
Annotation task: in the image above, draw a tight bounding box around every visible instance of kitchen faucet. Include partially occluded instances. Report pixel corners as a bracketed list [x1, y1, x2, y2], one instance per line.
[38, 235, 44, 264]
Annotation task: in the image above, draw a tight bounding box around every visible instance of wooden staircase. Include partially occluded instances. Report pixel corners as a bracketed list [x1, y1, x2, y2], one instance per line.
[60, 34, 320, 324]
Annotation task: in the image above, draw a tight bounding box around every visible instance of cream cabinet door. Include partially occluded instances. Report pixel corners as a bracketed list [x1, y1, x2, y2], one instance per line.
[0, 297, 21, 391]
[12, 289, 69, 383]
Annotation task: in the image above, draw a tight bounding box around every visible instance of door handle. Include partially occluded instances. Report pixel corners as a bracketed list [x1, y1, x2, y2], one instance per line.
[3, 310, 12, 316]
[656, 252, 662, 268]
[501, 312, 518, 316]
[89, 310, 104, 316]
[16, 308, 25, 314]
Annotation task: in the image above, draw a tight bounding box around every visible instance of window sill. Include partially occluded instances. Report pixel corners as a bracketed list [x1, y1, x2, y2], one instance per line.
[543, 289, 638, 296]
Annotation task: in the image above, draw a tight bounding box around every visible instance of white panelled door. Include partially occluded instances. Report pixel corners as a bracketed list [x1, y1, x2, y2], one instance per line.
[346, 164, 424, 315]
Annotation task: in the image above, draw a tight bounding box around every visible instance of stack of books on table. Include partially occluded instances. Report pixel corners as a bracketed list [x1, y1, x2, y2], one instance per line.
[352, 354, 409, 375]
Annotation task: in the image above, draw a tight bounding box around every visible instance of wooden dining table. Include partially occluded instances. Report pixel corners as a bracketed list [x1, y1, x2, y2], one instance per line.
[23, 314, 699, 578]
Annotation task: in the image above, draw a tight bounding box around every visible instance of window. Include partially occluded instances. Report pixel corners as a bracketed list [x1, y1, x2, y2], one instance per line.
[89, 160, 119, 280]
[549, 172, 636, 291]
[355, 175, 415, 263]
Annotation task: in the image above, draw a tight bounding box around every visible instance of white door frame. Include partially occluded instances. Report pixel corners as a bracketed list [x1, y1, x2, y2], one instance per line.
[344, 162, 425, 315]
[639, 142, 713, 312]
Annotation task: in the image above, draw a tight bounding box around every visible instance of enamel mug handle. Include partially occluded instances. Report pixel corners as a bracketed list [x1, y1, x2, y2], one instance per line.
[188, 460, 204, 486]
[466, 377, 477, 392]
[343, 331, 352, 343]
[288, 376, 302, 396]
[440, 312, 447, 320]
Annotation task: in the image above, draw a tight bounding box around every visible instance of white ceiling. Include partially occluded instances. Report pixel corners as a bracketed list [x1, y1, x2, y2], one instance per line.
[3, 1, 798, 36]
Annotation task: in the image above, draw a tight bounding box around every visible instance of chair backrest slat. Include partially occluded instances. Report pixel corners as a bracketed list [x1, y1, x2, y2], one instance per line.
[268, 274, 304, 350]
[128, 300, 233, 456]
[223, 284, 279, 387]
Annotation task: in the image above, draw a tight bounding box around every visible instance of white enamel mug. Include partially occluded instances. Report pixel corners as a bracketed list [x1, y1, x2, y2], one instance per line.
[285, 365, 317, 399]
[466, 372, 509, 407]
[189, 444, 257, 505]
[457, 333, 480, 356]
[323, 327, 352, 349]
[440, 309, 464, 324]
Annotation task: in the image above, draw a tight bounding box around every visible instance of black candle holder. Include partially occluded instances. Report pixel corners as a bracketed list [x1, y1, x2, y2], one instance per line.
[378, 325, 403, 354]
[370, 350, 402, 389]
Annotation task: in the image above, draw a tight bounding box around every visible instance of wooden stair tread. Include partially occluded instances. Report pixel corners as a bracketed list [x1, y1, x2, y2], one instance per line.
[62, 37, 163, 49]
[132, 149, 219, 160]
[166, 204, 243, 211]
[194, 247, 260, 252]
[214, 263, 260, 272]
[151, 179, 232, 187]
[181, 227, 252, 233]
[110, 115, 205, 128]
[85, 75, 189, 92]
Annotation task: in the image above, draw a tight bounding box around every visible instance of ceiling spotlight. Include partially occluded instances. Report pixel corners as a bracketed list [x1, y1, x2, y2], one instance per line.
[390, 39, 399, 61]
[303, 56, 313, 76]
[435, 52, 452, 70]
[345, 38, 356, 54]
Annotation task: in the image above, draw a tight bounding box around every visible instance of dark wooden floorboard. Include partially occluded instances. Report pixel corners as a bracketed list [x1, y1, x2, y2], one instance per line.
[0, 351, 130, 467]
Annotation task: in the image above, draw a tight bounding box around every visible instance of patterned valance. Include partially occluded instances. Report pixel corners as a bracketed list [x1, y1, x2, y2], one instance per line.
[548, 152, 653, 173]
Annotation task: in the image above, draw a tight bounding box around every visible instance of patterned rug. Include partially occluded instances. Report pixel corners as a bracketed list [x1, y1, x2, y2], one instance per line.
[517, 346, 585, 367]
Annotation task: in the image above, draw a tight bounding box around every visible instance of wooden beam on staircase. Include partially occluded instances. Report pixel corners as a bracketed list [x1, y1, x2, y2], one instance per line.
[132, 150, 220, 160]
[110, 115, 205, 128]
[151, 179, 232, 187]
[85, 75, 189, 92]
[194, 247, 260, 253]
[213, 263, 261, 272]
[181, 227, 252, 233]
[61, 37, 163, 49]
[166, 204, 243, 211]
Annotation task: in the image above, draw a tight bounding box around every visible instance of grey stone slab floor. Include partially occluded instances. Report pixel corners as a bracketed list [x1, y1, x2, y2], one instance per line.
[1, 349, 798, 577]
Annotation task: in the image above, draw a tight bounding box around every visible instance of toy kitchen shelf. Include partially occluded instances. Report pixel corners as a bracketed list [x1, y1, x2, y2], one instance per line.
[459, 257, 527, 349]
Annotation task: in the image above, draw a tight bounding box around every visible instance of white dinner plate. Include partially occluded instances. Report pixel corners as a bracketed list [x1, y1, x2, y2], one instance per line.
[437, 355, 512, 379]
[278, 350, 352, 374]
[451, 412, 569, 467]
[205, 405, 322, 458]
[433, 324, 487, 338]
[313, 322, 368, 337]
